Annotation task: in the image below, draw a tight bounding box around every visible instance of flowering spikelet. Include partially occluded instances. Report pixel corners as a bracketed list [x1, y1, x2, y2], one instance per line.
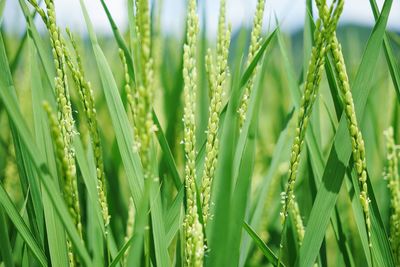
[291, 200, 305, 246]
[123, 197, 135, 266]
[43, 101, 81, 266]
[182, 0, 204, 265]
[133, 0, 155, 172]
[330, 31, 372, 247]
[383, 127, 400, 262]
[63, 30, 110, 227]
[238, 0, 265, 128]
[28, 0, 82, 238]
[4, 145, 22, 206]
[119, 49, 139, 145]
[280, 0, 343, 229]
[135, 0, 151, 66]
[200, 0, 231, 227]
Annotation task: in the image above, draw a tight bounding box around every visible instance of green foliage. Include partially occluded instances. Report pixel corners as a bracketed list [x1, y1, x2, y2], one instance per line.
[0, 0, 399, 266]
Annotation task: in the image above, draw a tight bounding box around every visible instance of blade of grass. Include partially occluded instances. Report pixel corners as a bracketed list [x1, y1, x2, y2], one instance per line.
[0, 207, 14, 267]
[148, 145, 171, 266]
[18, 0, 54, 89]
[98, 0, 136, 85]
[10, 0, 42, 74]
[243, 222, 285, 267]
[10, 121, 44, 246]
[74, 136, 119, 260]
[164, 186, 184, 245]
[229, 54, 267, 266]
[345, 163, 395, 267]
[0, 185, 47, 266]
[10, 33, 27, 75]
[152, 111, 182, 189]
[126, 178, 152, 266]
[232, 39, 275, 186]
[108, 235, 134, 267]
[369, 0, 400, 102]
[1, 31, 46, 251]
[239, 109, 294, 266]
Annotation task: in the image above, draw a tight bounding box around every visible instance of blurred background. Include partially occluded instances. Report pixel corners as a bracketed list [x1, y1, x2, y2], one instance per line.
[2, 0, 400, 36]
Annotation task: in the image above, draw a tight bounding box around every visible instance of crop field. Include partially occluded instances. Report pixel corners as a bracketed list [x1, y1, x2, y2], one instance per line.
[0, 0, 399, 266]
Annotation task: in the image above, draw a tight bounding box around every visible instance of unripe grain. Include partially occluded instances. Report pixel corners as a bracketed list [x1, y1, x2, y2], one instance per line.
[200, 0, 231, 227]
[182, 0, 204, 265]
[384, 127, 400, 262]
[238, 0, 265, 129]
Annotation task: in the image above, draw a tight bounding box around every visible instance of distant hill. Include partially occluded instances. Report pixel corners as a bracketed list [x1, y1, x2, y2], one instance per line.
[290, 23, 399, 72]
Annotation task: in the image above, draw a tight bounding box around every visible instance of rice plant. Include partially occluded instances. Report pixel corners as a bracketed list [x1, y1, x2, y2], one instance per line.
[0, 0, 399, 266]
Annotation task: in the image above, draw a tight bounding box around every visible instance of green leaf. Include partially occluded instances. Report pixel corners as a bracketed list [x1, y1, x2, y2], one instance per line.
[152, 111, 182, 189]
[369, 0, 400, 102]
[74, 136, 119, 261]
[126, 178, 153, 266]
[239, 29, 277, 91]
[229, 53, 267, 266]
[0, 185, 47, 266]
[164, 186, 184, 245]
[243, 222, 285, 267]
[0, 207, 14, 267]
[239, 109, 294, 266]
[18, 0, 54, 89]
[98, 0, 136, 85]
[149, 145, 171, 266]
[108, 234, 134, 267]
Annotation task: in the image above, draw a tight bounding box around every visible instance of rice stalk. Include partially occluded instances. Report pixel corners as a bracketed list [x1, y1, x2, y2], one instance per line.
[26, 2, 86, 265]
[133, 0, 156, 175]
[200, 0, 231, 227]
[42, 101, 81, 266]
[63, 29, 110, 229]
[182, 0, 204, 265]
[329, 24, 372, 249]
[291, 200, 305, 246]
[279, 0, 343, 262]
[28, 0, 83, 245]
[238, 0, 265, 129]
[384, 127, 400, 263]
[119, 49, 139, 147]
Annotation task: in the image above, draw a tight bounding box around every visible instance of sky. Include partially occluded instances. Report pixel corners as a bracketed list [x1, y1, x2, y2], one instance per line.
[2, 0, 400, 37]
